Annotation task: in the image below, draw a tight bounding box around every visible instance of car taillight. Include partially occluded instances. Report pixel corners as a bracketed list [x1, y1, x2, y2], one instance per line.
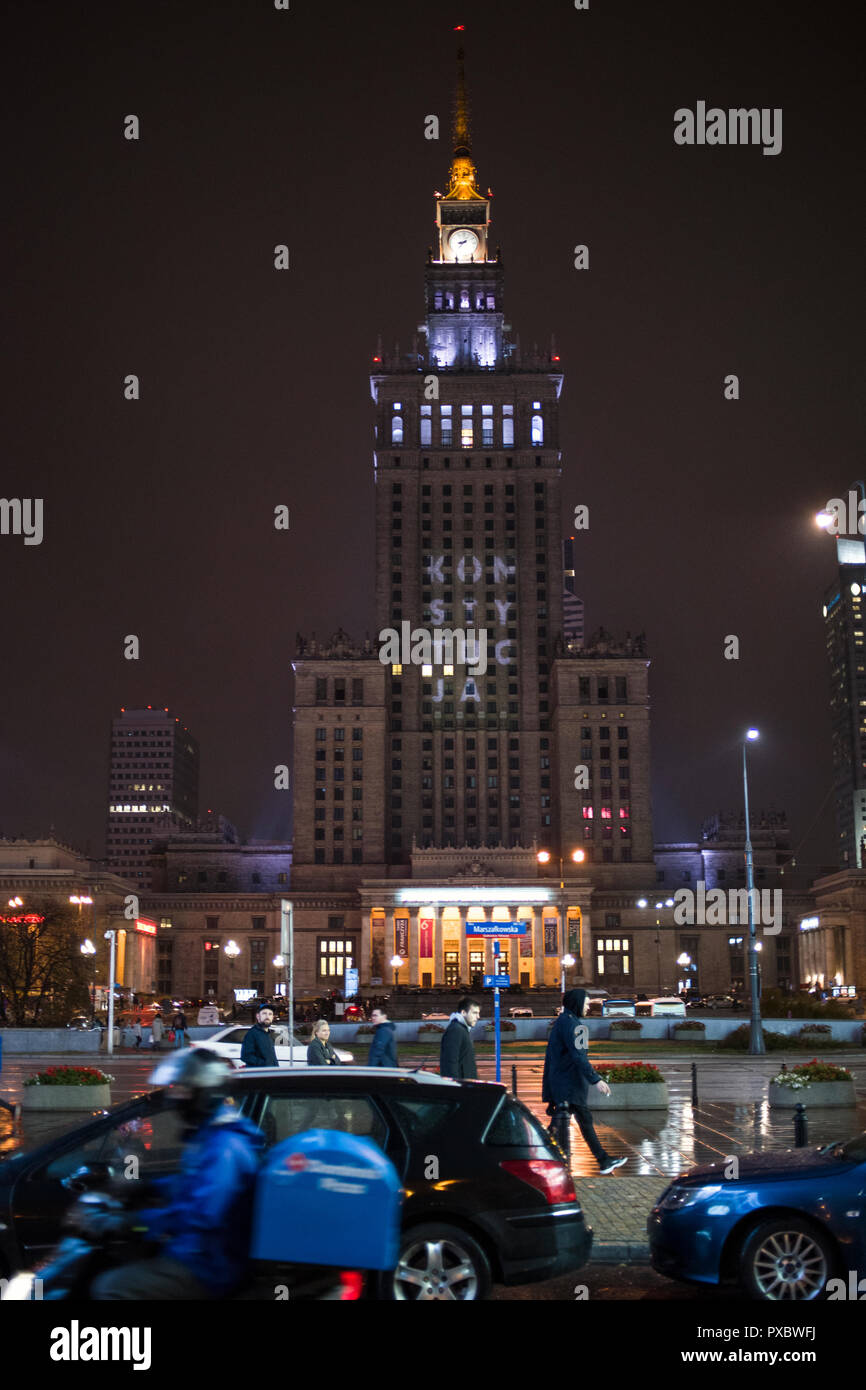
[338, 1271, 364, 1300]
[499, 1159, 576, 1204]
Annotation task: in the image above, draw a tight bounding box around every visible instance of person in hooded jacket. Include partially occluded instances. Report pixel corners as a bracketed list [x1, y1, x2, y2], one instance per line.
[88, 1049, 266, 1299]
[542, 988, 628, 1175]
[439, 998, 480, 1079]
[367, 1007, 398, 1067]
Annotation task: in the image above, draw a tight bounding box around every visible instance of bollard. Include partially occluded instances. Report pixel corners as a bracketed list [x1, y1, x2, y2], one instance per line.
[691, 1061, 698, 1107]
[552, 1103, 571, 1165]
[511, 1063, 518, 1097]
[794, 1102, 808, 1148]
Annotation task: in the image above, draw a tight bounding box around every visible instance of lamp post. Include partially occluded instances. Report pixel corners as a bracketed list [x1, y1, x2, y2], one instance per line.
[560, 953, 576, 995]
[104, 929, 116, 1054]
[743, 728, 765, 1055]
[537, 847, 586, 979]
[224, 940, 240, 1017]
[80, 939, 97, 1018]
[390, 954, 403, 992]
[273, 954, 294, 1066]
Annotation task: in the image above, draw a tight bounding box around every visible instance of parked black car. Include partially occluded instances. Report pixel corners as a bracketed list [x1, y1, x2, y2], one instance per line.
[0, 1068, 591, 1300]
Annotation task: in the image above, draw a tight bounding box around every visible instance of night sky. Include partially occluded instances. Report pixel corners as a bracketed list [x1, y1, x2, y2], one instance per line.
[2, 0, 862, 870]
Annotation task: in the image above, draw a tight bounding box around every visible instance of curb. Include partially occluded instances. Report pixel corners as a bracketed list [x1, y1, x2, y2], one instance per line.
[594, 1241, 651, 1263]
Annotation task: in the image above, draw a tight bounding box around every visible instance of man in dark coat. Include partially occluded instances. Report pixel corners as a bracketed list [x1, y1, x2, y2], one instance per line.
[542, 988, 627, 1174]
[368, 1008, 398, 1067]
[439, 998, 480, 1079]
[240, 1006, 279, 1068]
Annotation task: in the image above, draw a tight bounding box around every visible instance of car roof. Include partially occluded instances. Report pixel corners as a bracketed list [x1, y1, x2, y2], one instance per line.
[232, 1066, 501, 1090]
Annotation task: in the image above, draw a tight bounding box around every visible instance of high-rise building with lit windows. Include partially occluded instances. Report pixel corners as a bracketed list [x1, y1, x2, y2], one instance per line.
[289, 49, 656, 995]
[106, 707, 199, 890]
[823, 538, 866, 868]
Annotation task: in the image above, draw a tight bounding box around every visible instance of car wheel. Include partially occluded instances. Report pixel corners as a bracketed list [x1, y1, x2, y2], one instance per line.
[738, 1217, 834, 1301]
[382, 1223, 492, 1301]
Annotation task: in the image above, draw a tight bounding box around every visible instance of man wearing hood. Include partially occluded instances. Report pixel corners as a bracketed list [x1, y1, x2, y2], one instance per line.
[439, 997, 480, 1079]
[542, 988, 627, 1175]
[367, 1007, 398, 1067]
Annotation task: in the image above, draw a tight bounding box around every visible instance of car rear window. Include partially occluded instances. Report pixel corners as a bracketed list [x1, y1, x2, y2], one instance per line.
[485, 1098, 552, 1150]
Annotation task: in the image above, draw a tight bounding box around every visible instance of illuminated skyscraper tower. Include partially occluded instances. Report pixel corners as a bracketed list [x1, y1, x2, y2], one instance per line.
[369, 45, 567, 861]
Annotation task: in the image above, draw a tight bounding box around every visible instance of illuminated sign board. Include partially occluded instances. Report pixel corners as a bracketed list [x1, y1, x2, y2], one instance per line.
[799, 917, 819, 932]
[134, 918, 158, 936]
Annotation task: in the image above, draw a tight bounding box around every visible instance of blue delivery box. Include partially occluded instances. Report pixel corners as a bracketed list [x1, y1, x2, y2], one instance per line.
[251, 1129, 403, 1271]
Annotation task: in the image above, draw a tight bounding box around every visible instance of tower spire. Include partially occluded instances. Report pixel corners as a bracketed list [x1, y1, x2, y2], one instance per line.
[453, 37, 471, 158]
[446, 28, 481, 200]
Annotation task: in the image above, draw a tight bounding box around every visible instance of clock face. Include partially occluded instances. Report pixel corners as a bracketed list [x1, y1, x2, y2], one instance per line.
[449, 228, 479, 258]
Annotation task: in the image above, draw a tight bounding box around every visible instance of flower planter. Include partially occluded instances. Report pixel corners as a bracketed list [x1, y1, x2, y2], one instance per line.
[609, 1023, 642, 1037]
[768, 1080, 856, 1108]
[21, 1084, 112, 1111]
[673, 1025, 706, 1040]
[588, 1081, 669, 1110]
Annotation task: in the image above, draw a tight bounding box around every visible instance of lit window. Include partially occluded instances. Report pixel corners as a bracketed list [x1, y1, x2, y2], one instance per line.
[531, 413, 544, 444]
[391, 416, 403, 444]
[391, 664, 403, 676]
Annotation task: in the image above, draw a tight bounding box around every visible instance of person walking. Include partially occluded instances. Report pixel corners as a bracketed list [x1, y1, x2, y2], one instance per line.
[367, 1007, 398, 1067]
[307, 1019, 341, 1066]
[173, 1010, 188, 1049]
[439, 997, 480, 1079]
[542, 988, 628, 1175]
[150, 1012, 164, 1051]
[132, 1018, 143, 1050]
[239, 1006, 279, 1067]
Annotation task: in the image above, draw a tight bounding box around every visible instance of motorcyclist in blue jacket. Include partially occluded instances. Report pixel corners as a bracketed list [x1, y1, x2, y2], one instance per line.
[89, 1049, 265, 1299]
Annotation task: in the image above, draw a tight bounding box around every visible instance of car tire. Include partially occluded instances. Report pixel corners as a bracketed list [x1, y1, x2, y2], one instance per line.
[380, 1222, 492, 1302]
[738, 1216, 834, 1301]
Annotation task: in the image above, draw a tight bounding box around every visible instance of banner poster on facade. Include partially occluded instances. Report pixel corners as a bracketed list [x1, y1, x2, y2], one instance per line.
[519, 924, 533, 957]
[543, 918, 559, 955]
[395, 917, 409, 958]
[568, 915, 580, 954]
[419, 916, 434, 958]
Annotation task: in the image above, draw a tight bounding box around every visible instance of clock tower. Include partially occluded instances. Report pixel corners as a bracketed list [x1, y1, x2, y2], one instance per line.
[425, 44, 504, 372]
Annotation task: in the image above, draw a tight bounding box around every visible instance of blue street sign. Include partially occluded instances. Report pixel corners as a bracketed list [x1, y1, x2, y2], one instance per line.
[466, 922, 526, 936]
[483, 975, 510, 988]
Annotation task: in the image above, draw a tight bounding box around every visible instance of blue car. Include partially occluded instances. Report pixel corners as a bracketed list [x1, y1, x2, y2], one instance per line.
[648, 1132, 866, 1300]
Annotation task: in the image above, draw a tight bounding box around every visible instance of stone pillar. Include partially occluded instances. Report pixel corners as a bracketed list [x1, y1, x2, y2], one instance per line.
[434, 907, 444, 985]
[360, 909, 373, 985]
[409, 909, 420, 988]
[459, 908, 468, 983]
[533, 907, 544, 985]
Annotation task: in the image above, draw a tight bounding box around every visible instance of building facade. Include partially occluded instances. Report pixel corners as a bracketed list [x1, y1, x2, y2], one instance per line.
[286, 55, 657, 994]
[106, 707, 200, 890]
[823, 537, 866, 869]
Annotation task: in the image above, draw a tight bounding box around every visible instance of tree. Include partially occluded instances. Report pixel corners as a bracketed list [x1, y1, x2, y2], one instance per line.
[0, 898, 92, 1025]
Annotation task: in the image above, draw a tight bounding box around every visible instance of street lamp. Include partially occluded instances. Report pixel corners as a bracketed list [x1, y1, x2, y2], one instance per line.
[560, 953, 575, 994]
[80, 938, 97, 1017]
[390, 954, 403, 991]
[8, 897, 23, 908]
[104, 929, 117, 1054]
[537, 847, 586, 975]
[743, 728, 765, 1055]
[224, 940, 241, 1016]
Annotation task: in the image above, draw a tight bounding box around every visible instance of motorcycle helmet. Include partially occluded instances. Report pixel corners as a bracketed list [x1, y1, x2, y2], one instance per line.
[149, 1048, 234, 1130]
